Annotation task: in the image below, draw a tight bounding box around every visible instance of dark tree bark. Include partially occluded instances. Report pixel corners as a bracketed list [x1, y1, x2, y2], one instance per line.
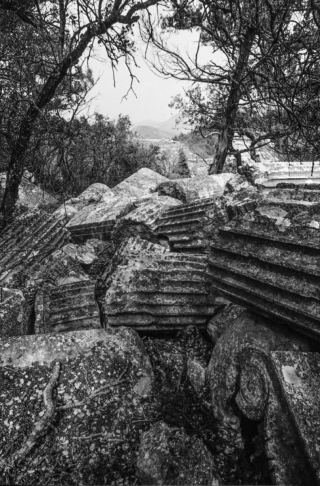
[0, 0, 159, 227]
[209, 27, 256, 174]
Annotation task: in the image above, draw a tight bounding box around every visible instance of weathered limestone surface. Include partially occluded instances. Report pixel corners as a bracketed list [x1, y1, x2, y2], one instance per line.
[208, 190, 320, 339]
[53, 183, 114, 221]
[207, 310, 316, 485]
[0, 288, 31, 337]
[156, 173, 239, 203]
[207, 303, 245, 345]
[66, 197, 134, 243]
[0, 328, 154, 485]
[113, 168, 169, 198]
[0, 210, 70, 286]
[156, 197, 229, 253]
[102, 237, 223, 331]
[155, 189, 259, 253]
[111, 195, 181, 246]
[35, 279, 100, 333]
[137, 421, 218, 485]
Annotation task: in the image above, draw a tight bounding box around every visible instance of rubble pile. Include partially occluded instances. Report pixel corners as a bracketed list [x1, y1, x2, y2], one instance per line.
[1, 165, 320, 485]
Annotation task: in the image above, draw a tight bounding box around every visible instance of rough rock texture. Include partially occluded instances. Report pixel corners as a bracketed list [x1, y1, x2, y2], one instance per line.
[208, 190, 320, 339]
[66, 198, 134, 243]
[0, 327, 154, 486]
[0, 172, 58, 210]
[53, 183, 114, 221]
[0, 210, 70, 286]
[155, 190, 259, 253]
[156, 173, 240, 203]
[137, 421, 218, 485]
[35, 279, 100, 333]
[156, 197, 229, 253]
[0, 288, 32, 337]
[111, 195, 181, 246]
[113, 168, 169, 198]
[207, 304, 245, 345]
[102, 237, 223, 331]
[207, 310, 315, 485]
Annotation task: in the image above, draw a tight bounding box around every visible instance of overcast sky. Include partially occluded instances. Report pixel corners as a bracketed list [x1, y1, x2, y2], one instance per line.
[86, 29, 208, 124]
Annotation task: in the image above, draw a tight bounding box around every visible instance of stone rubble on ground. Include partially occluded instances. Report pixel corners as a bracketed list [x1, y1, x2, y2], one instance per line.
[1, 163, 320, 485]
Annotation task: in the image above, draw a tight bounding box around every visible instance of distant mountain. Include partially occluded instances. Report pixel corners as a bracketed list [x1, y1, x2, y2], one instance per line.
[133, 114, 190, 140]
[132, 125, 175, 140]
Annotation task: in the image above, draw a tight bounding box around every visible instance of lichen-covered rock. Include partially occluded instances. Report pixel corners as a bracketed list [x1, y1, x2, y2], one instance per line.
[207, 304, 245, 345]
[53, 183, 114, 221]
[0, 288, 31, 337]
[208, 190, 320, 339]
[0, 327, 154, 486]
[102, 237, 223, 331]
[66, 197, 134, 243]
[156, 173, 239, 203]
[111, 195, 182, 246]
[155, 197, 229, 253]
[113, 168, 169, 198]
[206, 310, 312, 485]
[35, 278, 100, 333]
[0, 210, 70, 286]
[137, 421, 218, 485]
[186, 358, 206, 394]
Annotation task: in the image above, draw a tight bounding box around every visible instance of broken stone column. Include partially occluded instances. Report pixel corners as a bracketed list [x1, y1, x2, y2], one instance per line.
[206, 310, 319, 485]
[66, 197, 134, 243]
[156, 173, 240, 203]
[102, 237, 223, 331]
[111, 195, 181, 246]
[208, 189, 320, 339]
[0, 210, 70, 286]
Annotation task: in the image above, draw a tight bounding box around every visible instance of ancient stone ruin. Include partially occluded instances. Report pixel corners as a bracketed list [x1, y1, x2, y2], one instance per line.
[0, 162, 320, 485]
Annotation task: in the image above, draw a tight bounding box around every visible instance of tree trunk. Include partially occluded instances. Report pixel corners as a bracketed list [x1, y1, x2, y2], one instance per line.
[209, 27, 256, 175]
[0, 26, 96, 227]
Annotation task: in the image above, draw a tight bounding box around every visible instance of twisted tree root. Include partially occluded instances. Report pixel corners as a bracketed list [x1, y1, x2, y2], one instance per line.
[0, 361, 61, 474]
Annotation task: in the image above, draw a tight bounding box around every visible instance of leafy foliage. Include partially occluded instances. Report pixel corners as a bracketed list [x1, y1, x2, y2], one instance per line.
[30, 113, 166, 198]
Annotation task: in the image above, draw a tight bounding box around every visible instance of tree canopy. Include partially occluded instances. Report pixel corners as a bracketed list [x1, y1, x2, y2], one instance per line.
[0, 0, 161, 227]
[143, 0, 320, 171]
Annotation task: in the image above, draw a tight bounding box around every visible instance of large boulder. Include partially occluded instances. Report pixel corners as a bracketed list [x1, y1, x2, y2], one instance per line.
[137, 421, 219, 485]
[156, 173, 240, 203]
[0, 327, 154, 485]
